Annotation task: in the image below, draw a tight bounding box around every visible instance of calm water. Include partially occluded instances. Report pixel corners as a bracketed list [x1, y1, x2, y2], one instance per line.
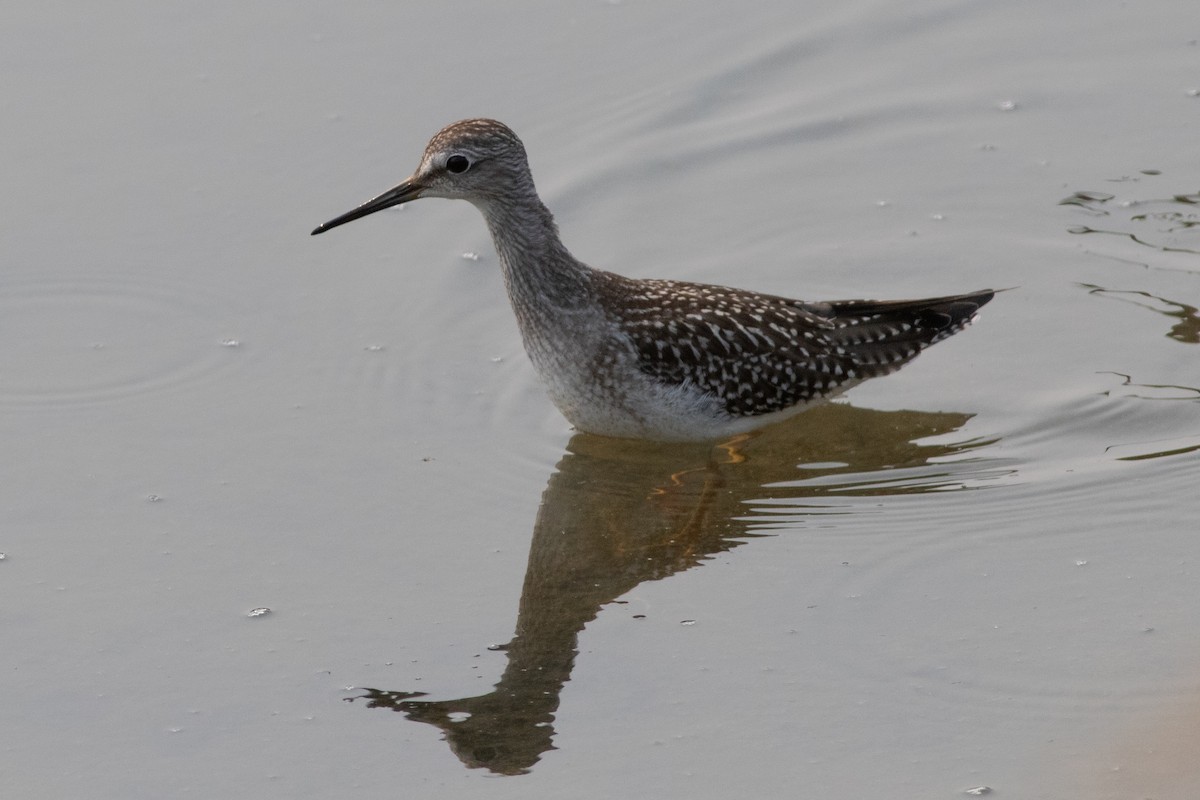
[3, 1, 1198, 798]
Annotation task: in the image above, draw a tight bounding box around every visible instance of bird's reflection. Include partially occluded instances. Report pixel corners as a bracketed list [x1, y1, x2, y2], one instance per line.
[349, 403, 1001, 774]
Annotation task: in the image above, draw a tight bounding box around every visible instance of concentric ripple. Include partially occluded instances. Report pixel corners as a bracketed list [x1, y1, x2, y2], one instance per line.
[0, 277, 240, 407]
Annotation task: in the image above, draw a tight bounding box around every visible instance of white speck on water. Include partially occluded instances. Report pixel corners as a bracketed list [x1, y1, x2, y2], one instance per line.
[364, 344, 385, 352]
[0, 552, 6, 560]
[168, 727, 183, 734]
[930, 213, 945, 220]
[1187, 88, 1200, 97]
[964, 787, 992, 796]
[447, 711, 472, 723]
[1075, 560, 1088, 566]
[875, 200, 891, 208]
[490, 356, 504, 363]
[247, 607, 271, 618]
[220, 339, 240, 348]
[146, 494, 163, 503]
[996, 99, 1018, 111]
[461, 252, 480, 261]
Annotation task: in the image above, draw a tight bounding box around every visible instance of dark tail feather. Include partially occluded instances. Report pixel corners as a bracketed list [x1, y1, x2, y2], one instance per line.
[828, 289, 994, 331]
[820, 289, 996, 370]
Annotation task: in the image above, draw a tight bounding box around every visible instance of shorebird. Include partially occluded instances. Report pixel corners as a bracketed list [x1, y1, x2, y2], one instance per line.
[312, 119, 994, 441]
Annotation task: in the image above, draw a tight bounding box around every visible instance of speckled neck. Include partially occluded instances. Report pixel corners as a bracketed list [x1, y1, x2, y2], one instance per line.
[476, 193, 595, 314]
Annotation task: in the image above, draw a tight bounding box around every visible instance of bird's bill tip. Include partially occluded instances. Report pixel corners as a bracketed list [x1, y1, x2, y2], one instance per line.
[311, 179, 422, 236]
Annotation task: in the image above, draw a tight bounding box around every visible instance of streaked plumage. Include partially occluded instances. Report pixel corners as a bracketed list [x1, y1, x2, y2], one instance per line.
[312, 118, 994, 441]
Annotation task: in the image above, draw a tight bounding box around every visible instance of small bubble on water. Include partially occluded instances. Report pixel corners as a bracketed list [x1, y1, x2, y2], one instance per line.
[487, 643, 509, 651]
[875, 200, 891, 207]
[490, 356, 504, 363]
[964, 788, 992, 796]
[220, 339, 241, 348]
[447, 711, 472, 723]
[364, 344, 385, 352]
[168, 727, 184, 734]
[930, 213, 945, 221]
[147, 494, 163, 503]
[1187, 88, 1200, 97]
[996, 99, 1018, 111]
[1075, 560, 1088, 566]
[247, 607, 271, 618]
[461, 252, 480, 261]
[0, 552, 6, 560]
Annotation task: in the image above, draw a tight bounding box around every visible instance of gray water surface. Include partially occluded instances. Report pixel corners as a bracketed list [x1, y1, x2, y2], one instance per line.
[3, 1, 1199, 798]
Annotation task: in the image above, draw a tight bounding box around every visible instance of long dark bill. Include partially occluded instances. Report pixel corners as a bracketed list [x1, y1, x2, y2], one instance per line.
[310, 179, 422, 235]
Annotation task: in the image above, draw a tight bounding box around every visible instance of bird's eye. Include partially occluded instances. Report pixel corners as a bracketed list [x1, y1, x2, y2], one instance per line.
[446, 155, 471, 174]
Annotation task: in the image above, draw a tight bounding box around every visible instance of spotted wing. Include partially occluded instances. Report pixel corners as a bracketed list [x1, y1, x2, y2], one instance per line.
[613, 279, 993, 418]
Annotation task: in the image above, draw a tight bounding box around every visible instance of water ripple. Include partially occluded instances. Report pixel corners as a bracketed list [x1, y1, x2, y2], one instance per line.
[1060, 173, 1200, 261]
[0, 277, 240, 408]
